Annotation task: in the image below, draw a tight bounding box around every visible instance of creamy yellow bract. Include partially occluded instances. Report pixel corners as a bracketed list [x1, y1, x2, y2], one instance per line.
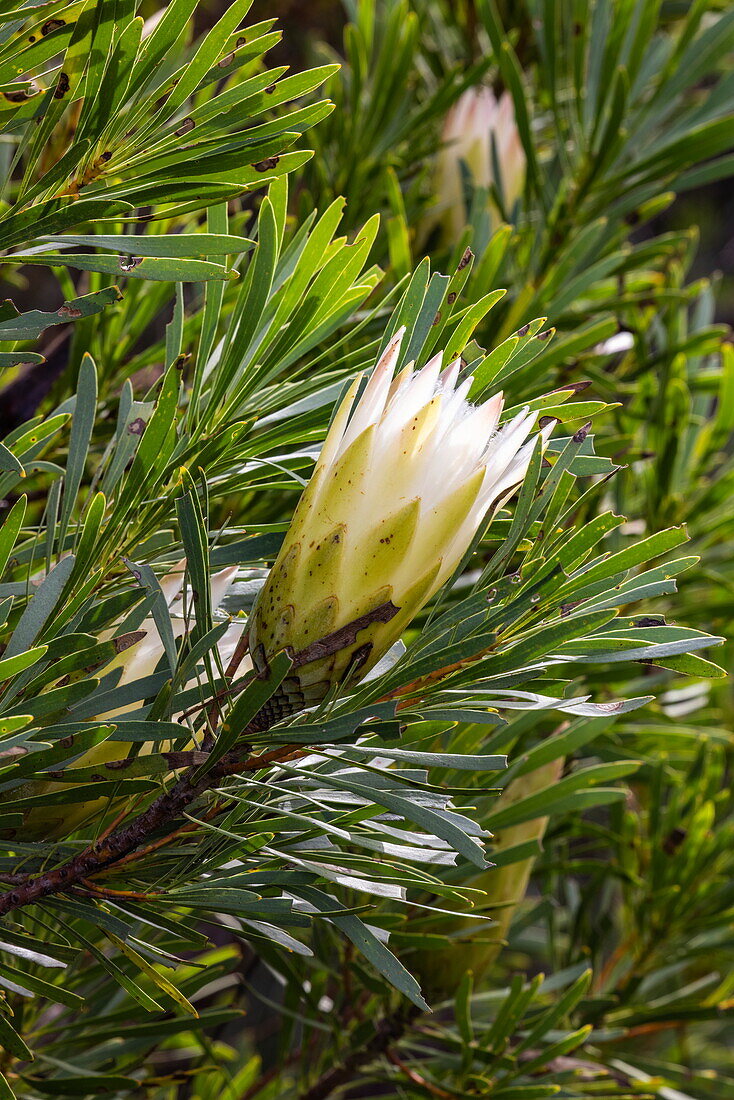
[430, 86, 526, 242]
[248, 327, 550, 707]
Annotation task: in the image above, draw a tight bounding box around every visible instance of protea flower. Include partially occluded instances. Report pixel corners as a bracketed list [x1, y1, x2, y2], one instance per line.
[101, 560, 246, 719]
[430, 86, 526, 242]
[248, 327, 550, 723]
[413, 757, 565, 997]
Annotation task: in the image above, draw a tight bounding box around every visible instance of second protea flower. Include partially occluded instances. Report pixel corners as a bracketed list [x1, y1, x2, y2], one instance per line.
[248, 328, 550, 722]
[430, 86, 526, 242]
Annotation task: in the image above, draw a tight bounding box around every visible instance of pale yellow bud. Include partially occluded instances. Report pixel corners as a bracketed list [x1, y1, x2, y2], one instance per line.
[430, 87, 526, 242]
[23, 561, 247, 837]
[248, 327, 550, 716]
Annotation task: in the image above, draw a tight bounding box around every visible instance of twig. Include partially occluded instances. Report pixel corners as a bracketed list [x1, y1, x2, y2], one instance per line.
[77, 880, 159, 901]
[0, 742, 299, 917]
[386, 1050, 453, 1098]
[0, 605, 398, 918]
[300, 1006, 419, 1100]
[95, 791, 147, 845]
[103, 745, 306, 873]
[103, 820, 201, 870]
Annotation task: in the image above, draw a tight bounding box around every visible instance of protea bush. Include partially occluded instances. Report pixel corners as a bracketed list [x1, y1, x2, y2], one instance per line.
[0, 1, 732, 1098]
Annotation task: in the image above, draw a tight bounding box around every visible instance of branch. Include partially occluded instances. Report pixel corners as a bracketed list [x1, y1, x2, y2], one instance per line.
[0, 743, 302, 918]
[0, 604, 399, 918]
[300, 1006, 419, 1100]
[386, 1050, 453, 1098]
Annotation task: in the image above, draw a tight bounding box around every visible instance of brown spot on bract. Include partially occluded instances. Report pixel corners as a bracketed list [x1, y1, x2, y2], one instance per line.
[447, 292, 457, 305]
[552, 379, 591, 396]
[42, 18, 65, 35]
[176, 117, 195, 136]
[219, 50, 235, 68]
[517, 324, 530, 336]
[114, 630, 146, 653]
[4, 87, 35, 103]
[457, 247, 473, 271]
[663, 827, 687, 855]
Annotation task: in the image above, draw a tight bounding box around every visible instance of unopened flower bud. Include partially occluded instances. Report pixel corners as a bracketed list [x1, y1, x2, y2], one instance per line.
[430, 86, 526, 241]
[24, 562, 246, 838]
[248, 327, 550, 719]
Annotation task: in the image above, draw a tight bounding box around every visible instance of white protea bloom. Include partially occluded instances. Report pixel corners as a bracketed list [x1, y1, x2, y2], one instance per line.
[431, 86, 526, 241]
[248, 327, 551, 717]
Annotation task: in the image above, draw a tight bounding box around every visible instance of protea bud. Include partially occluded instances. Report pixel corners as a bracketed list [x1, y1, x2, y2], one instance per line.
[413, 757, 565, 997]
[23, 562, 246, 838]
[431, 86, 526, 241]
[248, 328, 550, 723]
[101, 560, 246, 719]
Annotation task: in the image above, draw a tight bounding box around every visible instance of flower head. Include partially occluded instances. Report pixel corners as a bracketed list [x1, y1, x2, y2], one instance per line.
[432, 86, 526, 241]
[248, 328, 550, 711]
[24, 563, 247, 838]
[102, 561, 246, 717]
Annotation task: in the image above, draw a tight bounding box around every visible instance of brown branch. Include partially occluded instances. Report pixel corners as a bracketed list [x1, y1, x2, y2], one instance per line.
[103, 820, 201, 871]
[0, 605, 398, 918]
[0, 754, 240, 916]
[0, 742, 301, 917]
[104, 745, 306, 872]
[386, 1050, 453, 1098]
[95, 790, 149, 845]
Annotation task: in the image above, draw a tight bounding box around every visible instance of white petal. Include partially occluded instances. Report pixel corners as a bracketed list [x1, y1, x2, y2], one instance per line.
[483, 407, 536, 467]
[438, 375, 475, 432]
[211, 565, 239, 611]
[160, 559, 186, 606]
[381, 356, 441, 439]
[337, 328, 404, 458]
[439, 357, 460, 391]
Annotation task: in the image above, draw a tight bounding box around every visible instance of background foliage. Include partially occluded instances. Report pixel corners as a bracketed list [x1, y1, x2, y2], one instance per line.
[0, 0, 732, 1097]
